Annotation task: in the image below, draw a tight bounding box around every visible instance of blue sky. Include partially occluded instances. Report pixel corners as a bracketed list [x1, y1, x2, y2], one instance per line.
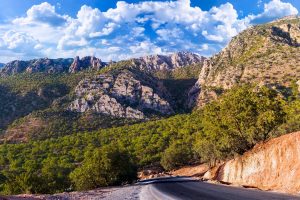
[0, 0, 299, 62]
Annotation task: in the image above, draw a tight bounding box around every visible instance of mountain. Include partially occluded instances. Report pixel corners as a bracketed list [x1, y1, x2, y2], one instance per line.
[0, 58, 73, 76]
[0, 56, 108, 76]
[0, 52, 204, 77]
[131, 52, 205, 71]
[0, 63, 4, 68]
[188, 16, 300, 107]
[0, 52, 205, 142]
[0, 18, 300, 196]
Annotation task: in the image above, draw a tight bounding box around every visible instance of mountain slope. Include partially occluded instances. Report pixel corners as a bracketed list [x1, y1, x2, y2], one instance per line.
[0, 52, 204, 143]
[188, 16, 300, 107]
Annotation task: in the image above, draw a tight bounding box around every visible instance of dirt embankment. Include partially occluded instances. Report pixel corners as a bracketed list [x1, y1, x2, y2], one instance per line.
[204, 131, 300, 194]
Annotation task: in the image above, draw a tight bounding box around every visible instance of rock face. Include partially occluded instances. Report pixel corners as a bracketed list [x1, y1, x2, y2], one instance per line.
[203, 131, 300, 193]
[188, 16, 300, 108]
[69, 56, 107, 73]
[0, 58, 73, 76]
[132, 52, 205, 71]
[69, 69, 174, 119]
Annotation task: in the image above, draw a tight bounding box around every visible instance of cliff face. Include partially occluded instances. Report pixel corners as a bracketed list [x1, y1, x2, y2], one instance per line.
[204, 132, 300, 193]
[69, 56, 107, 73]
[132, 52, 205, 71]
[189, 17, 300, 108]
[69, 69, 174, 119]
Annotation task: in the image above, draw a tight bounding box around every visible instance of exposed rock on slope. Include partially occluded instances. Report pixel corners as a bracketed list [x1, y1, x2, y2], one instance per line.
[203, 131, 300, 193]
[0, 58, 73, 76]
[189, 17, 300, 107]
[132, 52, 205, 71]
[69, 56, 107, 73]
[69, 69, 174, 119]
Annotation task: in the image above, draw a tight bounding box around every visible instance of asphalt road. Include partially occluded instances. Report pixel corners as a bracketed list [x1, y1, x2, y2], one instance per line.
[139, 177, 300, 200]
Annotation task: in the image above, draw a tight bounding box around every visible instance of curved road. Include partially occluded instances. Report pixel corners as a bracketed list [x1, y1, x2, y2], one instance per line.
[139, 177, 300, 200]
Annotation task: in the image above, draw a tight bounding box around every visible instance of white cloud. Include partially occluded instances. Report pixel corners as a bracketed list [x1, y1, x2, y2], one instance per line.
[0, 0, 298, 63]
[2, 31, 39, 51]
[13, 2, 68, 26]
[249, 0, 298, 23]
[0, 31, 43, 61]
[57, 0, 247, 58]
[75, 5, 107, 37]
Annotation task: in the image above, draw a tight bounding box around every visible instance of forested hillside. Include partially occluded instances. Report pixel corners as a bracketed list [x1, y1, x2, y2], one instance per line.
[0, 84, 299, 194]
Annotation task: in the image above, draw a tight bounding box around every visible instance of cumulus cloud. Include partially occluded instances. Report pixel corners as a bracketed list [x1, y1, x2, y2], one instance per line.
[13, 2, 68, 26]
[1, 31, 40, 51]
[0, 0, 298, 62]
[57, 0, 248, 59]
[250, 0, 298, 23]
[0, 31, 43, 61]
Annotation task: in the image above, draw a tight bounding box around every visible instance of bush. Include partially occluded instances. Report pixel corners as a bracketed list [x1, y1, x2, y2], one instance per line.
[70, 145, 137, 191]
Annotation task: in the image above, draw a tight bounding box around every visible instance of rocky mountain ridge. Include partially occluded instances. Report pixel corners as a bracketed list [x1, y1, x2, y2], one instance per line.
[131, 52, 205, 71]
[188, 16, 300, 107]
[0, 52, 205, 77]
[0, 56, 108, 77]
[0, 58, 73, 76]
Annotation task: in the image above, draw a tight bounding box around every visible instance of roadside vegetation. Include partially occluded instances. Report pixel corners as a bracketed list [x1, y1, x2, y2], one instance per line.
[0, 84, 299, 194]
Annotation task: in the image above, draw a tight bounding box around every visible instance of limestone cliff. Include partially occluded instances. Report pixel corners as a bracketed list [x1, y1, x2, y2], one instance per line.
[189, 16, 300, 108]
[69, 69, 174, 119]
[69, 56, 107, 73]
[204, 131, 300, 193]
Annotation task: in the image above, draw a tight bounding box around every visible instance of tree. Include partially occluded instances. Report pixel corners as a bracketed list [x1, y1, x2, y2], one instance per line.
[70, 144, 137, 191]
[195, 85, 286, 163]
[278, 99, 300, 134]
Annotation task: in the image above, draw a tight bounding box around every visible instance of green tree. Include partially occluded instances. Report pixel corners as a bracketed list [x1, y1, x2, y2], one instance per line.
[195, 85, 286, 163]
[70, 145, 137, 191]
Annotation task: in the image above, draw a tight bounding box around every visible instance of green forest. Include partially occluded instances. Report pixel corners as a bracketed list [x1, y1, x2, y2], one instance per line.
[0, 84, 299, 194]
